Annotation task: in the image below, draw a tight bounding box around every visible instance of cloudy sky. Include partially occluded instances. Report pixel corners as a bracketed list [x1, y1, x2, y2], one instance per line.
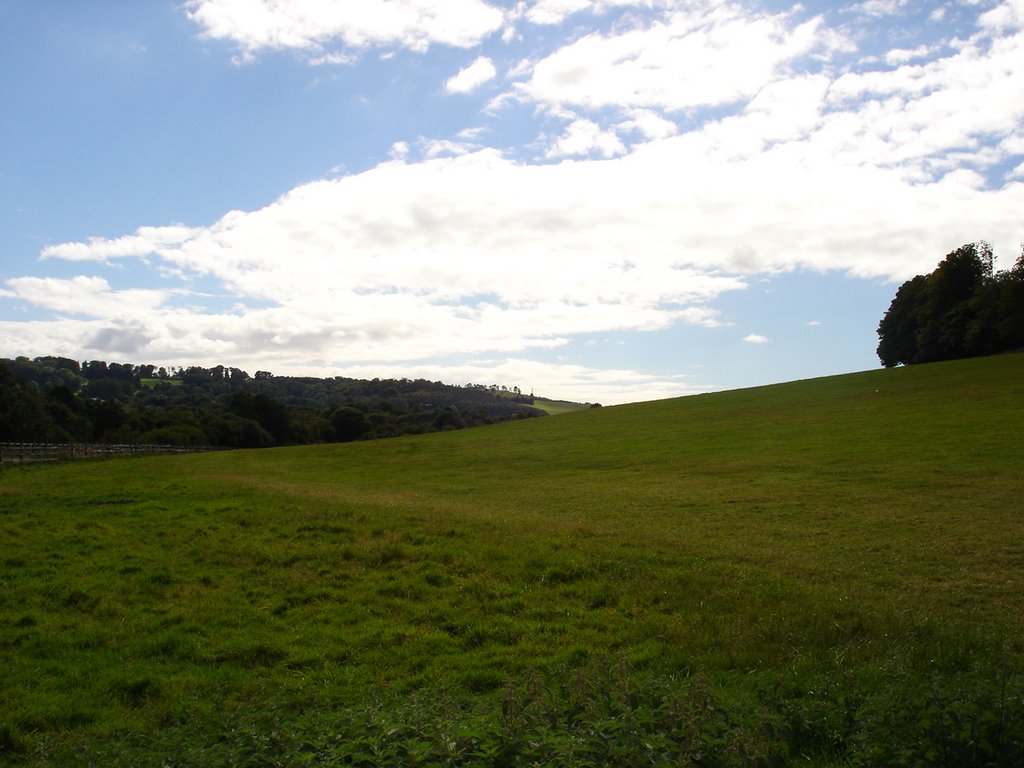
[1, 1, 1021, 404]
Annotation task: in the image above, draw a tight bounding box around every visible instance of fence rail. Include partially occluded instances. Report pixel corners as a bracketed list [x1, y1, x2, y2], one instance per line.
[0, 442, 222, 466]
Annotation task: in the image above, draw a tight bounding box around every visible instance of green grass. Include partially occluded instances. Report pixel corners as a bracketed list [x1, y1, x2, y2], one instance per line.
[530, 397, 592, 414]
[2, 354, 1024, 765]
[139, 377, 181, 387]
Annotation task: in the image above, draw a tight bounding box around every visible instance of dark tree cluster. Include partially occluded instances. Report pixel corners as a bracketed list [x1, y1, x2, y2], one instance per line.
[877, 241, 1024, 367]
[0, 357, 545, 447]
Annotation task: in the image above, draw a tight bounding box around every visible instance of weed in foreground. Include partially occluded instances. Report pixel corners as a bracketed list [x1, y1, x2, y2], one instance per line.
[13, 653, 1023, 767]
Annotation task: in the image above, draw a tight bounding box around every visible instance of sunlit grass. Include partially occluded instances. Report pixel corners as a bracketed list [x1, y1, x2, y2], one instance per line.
[528, 397, 592, 415]
[2, 354, 1023, 764]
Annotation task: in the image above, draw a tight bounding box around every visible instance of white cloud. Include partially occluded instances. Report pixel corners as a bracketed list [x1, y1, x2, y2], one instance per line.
[852, 0, 911, 18]
[421, 138, 475, 158]
[979, 0, 1024, 31]
[184, 0, 506, 60]
[677, 306, 724, 329]
[617, 108, 678, 140]
[545, 118, 626, 157]
[824, 21, 1024, 183]
[3, 276, 168, 318]
[445, 56, 497, 94]
[743, 334, 769, 344]
[41, 225, 198, 263]
[884, 44, 939, 65]
[308, 51, 356, 66]
[520, 0, 682, 26]
[735, 74, 829, 145]
[524, 0, 592, 26]
[515, 6, 847, 113]
[325, 357, 708, 405]
[30, 130, 1023, 377]
[389, 141, 411, 161]
[457, 126, 487, 140]
[503, 0, 1008, 182]
[29, 147, 767, 370]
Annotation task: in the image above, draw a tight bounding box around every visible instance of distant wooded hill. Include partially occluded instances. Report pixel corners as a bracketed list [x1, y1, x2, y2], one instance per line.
[0, 357, 555, 447]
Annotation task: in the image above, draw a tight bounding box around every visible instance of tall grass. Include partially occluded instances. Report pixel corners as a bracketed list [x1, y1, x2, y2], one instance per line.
[2, 354, 1023, 765]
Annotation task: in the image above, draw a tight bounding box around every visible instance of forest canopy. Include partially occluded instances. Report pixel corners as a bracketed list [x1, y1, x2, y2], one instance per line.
[876, 241, 1024, 368]
[0, 358, 547, 447]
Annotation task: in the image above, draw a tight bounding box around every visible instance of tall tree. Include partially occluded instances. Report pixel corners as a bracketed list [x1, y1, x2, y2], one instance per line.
[996, 246, 1024, 351]
[0, 363, 58, 441]
[877, 275, 928, 367]
[876, 241, 1022, 367]
[915, 242, 993, 363]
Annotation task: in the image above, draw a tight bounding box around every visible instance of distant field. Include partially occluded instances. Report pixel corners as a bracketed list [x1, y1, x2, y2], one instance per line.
[530, 396, 592, 414]
[139, 377, 181, 387]
[2, 354, 1023, 765]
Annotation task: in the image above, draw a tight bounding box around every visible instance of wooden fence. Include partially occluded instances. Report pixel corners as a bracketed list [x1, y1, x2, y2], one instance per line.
[0, 442, 222, 466]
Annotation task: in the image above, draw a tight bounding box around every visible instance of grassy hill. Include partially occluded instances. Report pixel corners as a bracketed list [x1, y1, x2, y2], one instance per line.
[2, 354, 1023, 765]
[528, 396, 593, 414]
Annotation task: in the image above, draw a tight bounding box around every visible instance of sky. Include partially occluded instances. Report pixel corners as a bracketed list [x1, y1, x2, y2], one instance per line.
[1, 1, 1022, 405]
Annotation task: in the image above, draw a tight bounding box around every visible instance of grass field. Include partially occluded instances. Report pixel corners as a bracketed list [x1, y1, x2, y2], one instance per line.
[2, 354, 1023, 765]
[529, 397, 592, 415]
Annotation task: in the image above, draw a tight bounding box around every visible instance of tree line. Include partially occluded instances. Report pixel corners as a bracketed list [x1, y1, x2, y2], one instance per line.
[0, 357, 546, 447]
[877, 241, 1024, 367]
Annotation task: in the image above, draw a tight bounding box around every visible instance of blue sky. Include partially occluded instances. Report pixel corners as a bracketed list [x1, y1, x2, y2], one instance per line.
[1, 0, 1022, 404]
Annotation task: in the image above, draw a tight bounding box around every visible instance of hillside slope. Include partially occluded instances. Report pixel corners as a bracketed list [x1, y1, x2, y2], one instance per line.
[2, 353, 1023, 765]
